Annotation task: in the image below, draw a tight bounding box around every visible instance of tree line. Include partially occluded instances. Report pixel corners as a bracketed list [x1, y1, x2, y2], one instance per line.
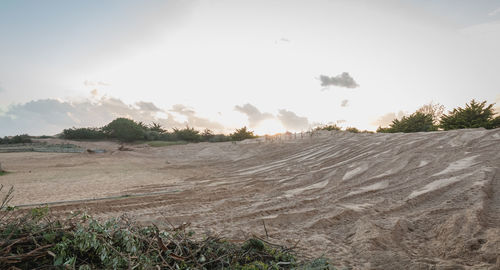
[62, 118, 257, 142]
[377, 99, 500, 133]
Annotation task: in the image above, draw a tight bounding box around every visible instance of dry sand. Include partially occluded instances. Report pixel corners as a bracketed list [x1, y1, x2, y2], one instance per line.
[1, 129, 499, 269]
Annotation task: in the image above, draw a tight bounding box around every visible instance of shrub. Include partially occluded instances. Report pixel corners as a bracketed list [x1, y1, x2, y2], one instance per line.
[201, 129, 215, 142]
[378, 112, 437, 133]
[230, 127, 257, 141]
[209, 134, 232, 142]
[149, 122, 166, 133]
[158, 132, 178, 141]
[172, 126, 201, 142]
[440, 99, 499, 130]
[345, 127, 360, 133]
[0, 134, 32, 144]
[62, 128, 106, 140]
[315, 125, 341, 131]
[102, 118, 145, 142]
[143, 130, 161, 141]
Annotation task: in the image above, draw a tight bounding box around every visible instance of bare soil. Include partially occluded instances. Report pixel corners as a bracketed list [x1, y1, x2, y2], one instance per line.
[1, 129, 499, 269]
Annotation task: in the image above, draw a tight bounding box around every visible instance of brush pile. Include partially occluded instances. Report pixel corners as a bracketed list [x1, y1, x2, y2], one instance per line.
[0, 186, 331, 269]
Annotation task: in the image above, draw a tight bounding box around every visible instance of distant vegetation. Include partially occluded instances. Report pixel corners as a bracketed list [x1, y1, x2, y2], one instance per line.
[229, 126, 257, 141]
[102, 118, 145, 142]
[377, 99, 500, 133]
[440, 100, 500, 130]
[61, 118, 257, 143]
[0, 134, 32, 144]
[377, 112, 437, 133]
[60, 99, 500, 143]
[315, 124, 373, 134]
[3, 99, 498, 141]
[315, 124, 341, 131]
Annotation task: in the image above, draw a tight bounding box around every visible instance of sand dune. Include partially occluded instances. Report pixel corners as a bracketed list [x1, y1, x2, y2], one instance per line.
[1, 128, 499, 269]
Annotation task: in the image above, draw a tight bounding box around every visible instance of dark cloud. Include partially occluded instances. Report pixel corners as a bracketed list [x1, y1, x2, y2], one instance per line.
[371, 111, 408, 128]
[234, 103, 274, 128]
[341, 99, 349, 107]
[277, 109, 309, 131]
[319, 72, 359, 88]
[170, 104, 224, 131]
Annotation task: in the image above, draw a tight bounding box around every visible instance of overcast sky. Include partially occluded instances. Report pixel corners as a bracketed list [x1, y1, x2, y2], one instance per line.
[1, 0, 499, 136]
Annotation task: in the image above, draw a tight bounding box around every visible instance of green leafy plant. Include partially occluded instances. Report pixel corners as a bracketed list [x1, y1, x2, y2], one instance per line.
[62, 128, 107, 140]
[377, 112, 437, 133]
[440, 99, 500, 130]
[345, 127, 360, 133]
[315, 125, 341, 131]
[172, 126, 202, 142]
[0, 134, 32, 144]
[149, 122, 166, 133]
[230, 127, 257, 141]
[102, 118, 145, 142]
[201, 129, 215, 142]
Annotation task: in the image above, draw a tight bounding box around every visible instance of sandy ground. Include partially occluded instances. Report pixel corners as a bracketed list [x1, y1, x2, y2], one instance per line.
[1, 129, 499, 269]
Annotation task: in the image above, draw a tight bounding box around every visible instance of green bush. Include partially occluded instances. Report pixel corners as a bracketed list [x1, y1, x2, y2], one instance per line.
[209, 134, 232, 142]
[158, 132, 178, 141]
[143, 130, 161, 141]
[230, 127, 257, 141]
[149, 122, 166, 133]
[315, 125, 341, 131]
[345, 127, 360, 133]
[0, 134, 32, 144]
[102, 118, 145, 142]
[440, 99, 500, 130]
[172, 127, 201, 142]
[377, 112, 437, 133]
[201, 129, 215, 142]
[62, 128, 107, 140]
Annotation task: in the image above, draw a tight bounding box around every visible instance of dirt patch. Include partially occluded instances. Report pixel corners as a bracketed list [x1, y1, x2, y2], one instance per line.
[1, 128, 499, 269]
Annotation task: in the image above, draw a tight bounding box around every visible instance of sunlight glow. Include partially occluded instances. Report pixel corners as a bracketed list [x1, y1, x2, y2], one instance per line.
[253, 118, 285, 136]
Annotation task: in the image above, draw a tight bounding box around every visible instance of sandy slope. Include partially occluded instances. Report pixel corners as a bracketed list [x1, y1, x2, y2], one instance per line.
[1, 129, 499, 269]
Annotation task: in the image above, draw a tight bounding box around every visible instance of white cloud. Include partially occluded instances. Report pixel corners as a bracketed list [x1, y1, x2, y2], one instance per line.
[371, 111, 408, 128]
[488, 7, 500, 17]
[277, 109, 309, 131]
[170, 104, 225, 131]
[234, 103, 274, 128]
[84, 80, 110, 87]
[0, 96, 227, 136]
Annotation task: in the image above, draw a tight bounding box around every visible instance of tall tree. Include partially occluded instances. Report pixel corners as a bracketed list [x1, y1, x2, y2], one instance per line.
[440, 100, 499, 130]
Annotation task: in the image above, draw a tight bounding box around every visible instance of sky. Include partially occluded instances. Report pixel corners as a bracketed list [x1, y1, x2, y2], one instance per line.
[1, 0, 499, 136]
